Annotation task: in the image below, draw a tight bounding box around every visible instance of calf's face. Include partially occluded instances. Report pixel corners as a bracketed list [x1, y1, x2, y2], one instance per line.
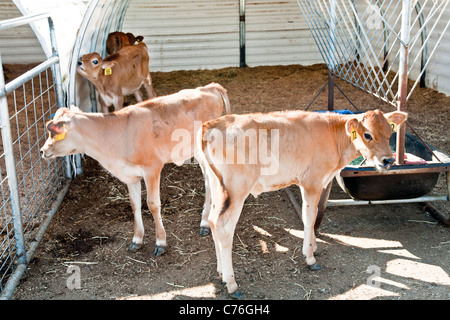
[77, 53, 104, 80]
[346, 110, 407, 170]
[40, 108, 79, 159]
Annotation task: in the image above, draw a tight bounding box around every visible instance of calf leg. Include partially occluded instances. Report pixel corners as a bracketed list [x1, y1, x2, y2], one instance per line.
[143, 166, 167, 256]
[127, 181, 144, 251]
[98, 97, 110, 114]
[299, 185, 321, 271]
[210, 193, 247, 298]
[199, 173, 212, 237]
[143, 73, 157, 99]
[112, 95, 124, 112]
[134, 90, 144, 102]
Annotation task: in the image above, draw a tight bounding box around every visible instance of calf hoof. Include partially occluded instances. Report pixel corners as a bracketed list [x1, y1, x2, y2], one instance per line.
[229, 291, 243, 300]
[307, 263, 322, 271]
[128, 242, 142, 252]
[153, 245, 167, 257]
[199, 227, 210, 237]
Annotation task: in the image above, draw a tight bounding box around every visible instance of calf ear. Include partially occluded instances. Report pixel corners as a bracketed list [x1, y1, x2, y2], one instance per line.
[102, 61, 116, 70]
[46, 121, 66, 135]
[69, 105, 82, 113]
[135, 36, 144, 43]
[345, 118, 358, 137]
[385, 111, 407, 125]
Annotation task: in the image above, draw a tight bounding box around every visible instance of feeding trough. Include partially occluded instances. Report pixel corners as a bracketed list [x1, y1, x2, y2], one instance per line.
[288, 0, 450, 227]
[337, 131, 450, 201]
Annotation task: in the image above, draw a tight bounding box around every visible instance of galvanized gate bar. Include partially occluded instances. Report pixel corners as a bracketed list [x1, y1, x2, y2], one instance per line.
[0, 58, 27, 265]
[0, 11, 51, 31]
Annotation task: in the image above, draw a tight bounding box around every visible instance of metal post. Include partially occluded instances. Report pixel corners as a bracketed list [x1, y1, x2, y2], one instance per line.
[239, 0, 246, 68]
[414, 1, 427, 88]
[328, 71, 334, 111]
[328, 0, 337, 111]
[0, 57, 27, 265]
[396, 0, 411, 165]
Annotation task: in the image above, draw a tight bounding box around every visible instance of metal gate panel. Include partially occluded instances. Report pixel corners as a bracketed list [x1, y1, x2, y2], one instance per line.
[0, 12, 69, 300]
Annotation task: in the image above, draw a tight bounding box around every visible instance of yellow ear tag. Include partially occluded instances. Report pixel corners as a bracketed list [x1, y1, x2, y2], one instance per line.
[351, 126, 357, 141]
[388, 121, 397, 133]
[54, 124, 66, 141]
[104, 67, 112, 76]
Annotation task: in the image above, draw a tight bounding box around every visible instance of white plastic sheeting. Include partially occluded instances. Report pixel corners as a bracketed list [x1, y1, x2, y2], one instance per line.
[11, 0, 89, 88]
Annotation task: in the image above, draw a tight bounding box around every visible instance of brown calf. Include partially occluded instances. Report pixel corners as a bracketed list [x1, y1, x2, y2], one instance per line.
[106, 31, 144, 54]
[77, 43, 156, 113]
[41, 83, 230, 256]
[196, 109, 407, 298]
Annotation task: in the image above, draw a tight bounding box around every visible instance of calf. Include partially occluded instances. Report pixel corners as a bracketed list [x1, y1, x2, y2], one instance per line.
[41, 83, 230, 256]
[196, 109, 407, 298]
[106, 31, 144, 54]
[77, 43, 156, 114]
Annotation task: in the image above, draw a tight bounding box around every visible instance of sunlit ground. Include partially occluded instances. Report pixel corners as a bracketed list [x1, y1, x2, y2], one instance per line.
[116, 224, 449, 300]
[118, 283, 217, 300]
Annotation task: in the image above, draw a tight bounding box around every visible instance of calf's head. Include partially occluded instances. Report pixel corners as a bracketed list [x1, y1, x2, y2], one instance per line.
[40, 107, 82, 159]
[106, 31, 144, 54]
[345, 110, 407, 170]
[77, 53, 115, 81]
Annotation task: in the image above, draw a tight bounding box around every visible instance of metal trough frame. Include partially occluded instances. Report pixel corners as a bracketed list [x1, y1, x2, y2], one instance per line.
[288, 0, 450, 227]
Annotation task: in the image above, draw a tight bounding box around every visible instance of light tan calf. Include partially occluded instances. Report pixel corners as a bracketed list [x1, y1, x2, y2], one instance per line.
[77, 43, 156, 114]
[41, 83, 230, 256]
[196, 109, 407, 298]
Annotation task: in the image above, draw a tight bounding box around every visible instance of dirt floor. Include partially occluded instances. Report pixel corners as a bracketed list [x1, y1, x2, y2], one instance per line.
[11, 64, 450, 300]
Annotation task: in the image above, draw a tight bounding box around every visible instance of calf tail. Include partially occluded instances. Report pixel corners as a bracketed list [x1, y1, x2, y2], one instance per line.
[221, 90, 231, 115]
[195, 123, 230, 226]
[203, 83, 231, 115]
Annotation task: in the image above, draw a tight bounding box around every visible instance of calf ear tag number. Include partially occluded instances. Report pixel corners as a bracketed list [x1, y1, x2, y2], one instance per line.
[388, 121, 397, 133]
[104, 67, 112, 76]
[351, 126, 357, 141]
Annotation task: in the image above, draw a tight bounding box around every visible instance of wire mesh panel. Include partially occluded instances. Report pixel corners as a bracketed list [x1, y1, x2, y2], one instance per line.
[0, 67, 65, 289]
[0, 13, 68, 298]
[296, 0, 450, 106]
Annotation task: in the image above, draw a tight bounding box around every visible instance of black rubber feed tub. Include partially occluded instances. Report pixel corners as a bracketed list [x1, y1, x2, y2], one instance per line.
[337, 131, 447, 201]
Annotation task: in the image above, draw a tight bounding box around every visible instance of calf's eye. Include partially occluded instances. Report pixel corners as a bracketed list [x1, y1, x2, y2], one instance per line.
[92, 59, 98, 65]
[364, 133, 373, 141]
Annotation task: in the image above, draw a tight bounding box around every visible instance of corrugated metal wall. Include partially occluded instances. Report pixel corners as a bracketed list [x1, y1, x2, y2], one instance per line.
[1, 0, 449, 96]
[122, 0, 240, 72]
[122, 0, 322, 71]
[0, 1, 46, 64]
[423, 6, 450, 94]
[246, 0, 321, 66]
